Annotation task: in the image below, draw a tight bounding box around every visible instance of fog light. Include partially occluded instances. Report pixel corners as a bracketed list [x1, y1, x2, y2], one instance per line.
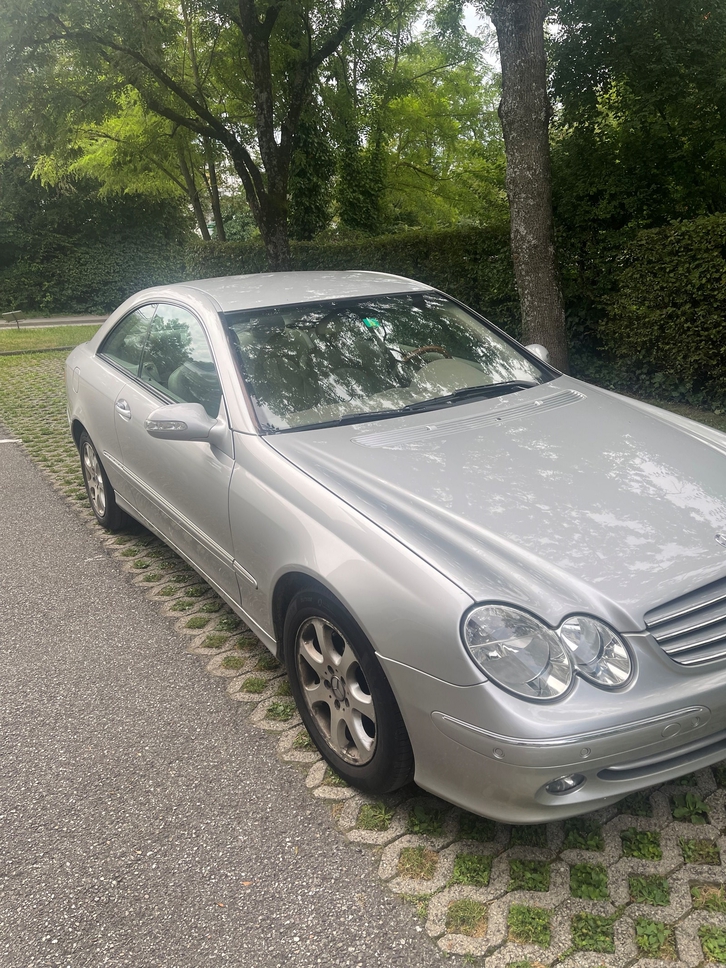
[545, 773, 586, 796]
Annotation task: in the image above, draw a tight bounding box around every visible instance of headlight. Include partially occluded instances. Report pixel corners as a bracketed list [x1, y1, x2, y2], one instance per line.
[463, 606, 633, 701]
[558, 616, 632, 686]
[463, 605, 573, 700]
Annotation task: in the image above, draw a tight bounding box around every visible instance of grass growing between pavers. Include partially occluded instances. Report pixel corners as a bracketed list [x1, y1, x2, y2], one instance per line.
[635, 917, 676, 959]
[570, 913, 616, 953]
[445, 898, 488, 937]
[562, 816, 604, 851]
[699, 925, 726, 963]
[508, 859, 550, 892]
[570, 863, 608, 900]
[692, 885, 726, 913]
[8, 348, 726, 962]
[621, 827, 662, 860]
[356, 802, 395, 831]
[397, 846, 439, 880]
[681, 838, 720, 864]
[629, 874, 670, 906]
[507, 905, 551, 946]
[671, 791, 710, 824]
[407, 802, 447, 836]
[449, 853, 492, 888]
[458, 812, 496, 843]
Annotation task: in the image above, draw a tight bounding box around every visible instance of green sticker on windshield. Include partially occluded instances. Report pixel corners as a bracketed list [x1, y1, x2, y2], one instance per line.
[363, 317, 380, 328]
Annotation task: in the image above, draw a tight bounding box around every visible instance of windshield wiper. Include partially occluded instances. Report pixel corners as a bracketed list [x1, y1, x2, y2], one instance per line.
[280, 381, 541, 432]
[403, 380, 540, 412]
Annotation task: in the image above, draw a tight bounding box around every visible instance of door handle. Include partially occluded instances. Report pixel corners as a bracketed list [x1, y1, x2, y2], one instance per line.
[115, 398, 132, 421]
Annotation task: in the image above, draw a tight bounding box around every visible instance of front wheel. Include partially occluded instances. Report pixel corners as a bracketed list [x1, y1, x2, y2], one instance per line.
[284, 588, 414, 793]
[79, 430, 128, 531]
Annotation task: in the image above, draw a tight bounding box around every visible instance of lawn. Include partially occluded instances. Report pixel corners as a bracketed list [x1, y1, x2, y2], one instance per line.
[0, 324, 101, 353]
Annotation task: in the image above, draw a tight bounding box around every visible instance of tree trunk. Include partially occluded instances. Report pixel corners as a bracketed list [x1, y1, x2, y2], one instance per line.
[204, 140, 226, 242]
[257, 187, 292, 270]
[490, 0, 569, 371]
[176, 142, 211, 241]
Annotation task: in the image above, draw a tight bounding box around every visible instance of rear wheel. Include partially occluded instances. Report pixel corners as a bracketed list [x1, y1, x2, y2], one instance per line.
[284, 587, 414, 793]
[79, 430, 128, 531]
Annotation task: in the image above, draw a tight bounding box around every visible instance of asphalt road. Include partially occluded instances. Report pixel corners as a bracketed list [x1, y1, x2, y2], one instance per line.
[0, 437, 445, 968]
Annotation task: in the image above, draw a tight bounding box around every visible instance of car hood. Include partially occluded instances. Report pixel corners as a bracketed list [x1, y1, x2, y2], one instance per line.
[266, 377, 726, 630]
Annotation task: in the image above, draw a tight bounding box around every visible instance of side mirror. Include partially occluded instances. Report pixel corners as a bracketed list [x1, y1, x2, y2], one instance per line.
[525, 343, 550, 364]
[145, 402, 228, 449]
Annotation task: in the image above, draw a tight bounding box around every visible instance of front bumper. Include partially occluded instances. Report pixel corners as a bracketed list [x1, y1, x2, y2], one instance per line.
[379, 640, 726, 823]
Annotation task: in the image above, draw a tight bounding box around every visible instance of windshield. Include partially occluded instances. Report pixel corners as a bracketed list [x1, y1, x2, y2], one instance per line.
[225, 292, 552, 431]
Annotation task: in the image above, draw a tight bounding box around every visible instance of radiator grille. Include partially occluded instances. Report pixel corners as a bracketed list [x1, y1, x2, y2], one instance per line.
[645, 575, 726, 666]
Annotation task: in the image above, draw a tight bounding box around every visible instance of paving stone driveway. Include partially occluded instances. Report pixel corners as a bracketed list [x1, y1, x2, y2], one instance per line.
[2, 351, 726, 967]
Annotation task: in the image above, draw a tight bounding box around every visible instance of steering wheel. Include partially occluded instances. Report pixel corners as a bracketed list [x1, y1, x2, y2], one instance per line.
[400, 344, 452, 363]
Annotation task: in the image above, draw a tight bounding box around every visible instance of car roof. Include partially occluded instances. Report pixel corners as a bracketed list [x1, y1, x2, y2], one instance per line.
[174, 270, 432, 313]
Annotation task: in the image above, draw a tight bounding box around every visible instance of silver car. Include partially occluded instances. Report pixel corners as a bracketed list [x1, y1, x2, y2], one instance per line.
[66, 270, 726, 823]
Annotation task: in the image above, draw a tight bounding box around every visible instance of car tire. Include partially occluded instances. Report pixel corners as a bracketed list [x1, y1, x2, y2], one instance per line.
[284, 587, 414, 793]
[78, 430, 128, 531]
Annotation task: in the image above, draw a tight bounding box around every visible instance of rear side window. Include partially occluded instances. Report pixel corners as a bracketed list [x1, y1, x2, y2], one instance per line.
[100, 306, 156, 374]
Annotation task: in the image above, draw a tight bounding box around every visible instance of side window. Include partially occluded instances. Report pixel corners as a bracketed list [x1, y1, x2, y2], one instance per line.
[99, 306, 156, 374]
[139, 304, 223, 418]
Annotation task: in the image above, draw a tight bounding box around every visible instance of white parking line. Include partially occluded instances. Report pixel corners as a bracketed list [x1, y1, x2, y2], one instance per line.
[0, 438, 21, 444]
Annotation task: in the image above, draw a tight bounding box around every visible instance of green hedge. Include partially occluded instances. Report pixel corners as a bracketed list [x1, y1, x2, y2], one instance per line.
[0, 239, 186, 316]
[601, 214, 726, 405]
[185, 226, 521, 336]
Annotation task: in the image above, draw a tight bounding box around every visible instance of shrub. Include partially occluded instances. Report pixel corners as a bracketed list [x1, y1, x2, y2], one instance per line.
[602, 214, 726, 408]
[184, 225, 521, 336]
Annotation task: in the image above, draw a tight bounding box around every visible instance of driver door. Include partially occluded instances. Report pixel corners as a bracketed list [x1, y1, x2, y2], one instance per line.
[113, 303, 238, 602]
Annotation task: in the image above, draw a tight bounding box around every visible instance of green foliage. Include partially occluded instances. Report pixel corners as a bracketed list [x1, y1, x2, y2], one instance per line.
[336, 124, 388, 235]
[241, 677, 268, 694]
[692, 884, 726, 913]
[0, 159, 189, 315]
[445, 898, 487, 937]
[292, 729, 316, 751]
[322, 767, 347, 787]
[449, 853, 492, 887]
[672, 792, 710, 825]
[570, 913, 616, 953]
[635, 918, 675, 959]
[397, 846, 438, 880]
[629, 875, 670, 906]
[563, 817, 604, 851]
[570, 863, 608, 900]
[507, 905, 551, 946]
[185, 224, 520, 335]
[508, 860, 550, 892]
[602, 215, 726, 408]
[621, 828, 662, 860]
[401, 892, 430, 920]
[699, 925, 726, 963]
[356, 802, 395, 831]
[264, 700, 296, 722]
[0, 324, 99, 351]
[672, 772, 699, 787]
[681, 838, 720, 865]
[510, 825, 548, 849]
[458, 812, 497, 843]
[617, 791, 653, 818]
[407, 802, 447, 836]
[288, 109, 335, 241]
[200, 633, 229, 648]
